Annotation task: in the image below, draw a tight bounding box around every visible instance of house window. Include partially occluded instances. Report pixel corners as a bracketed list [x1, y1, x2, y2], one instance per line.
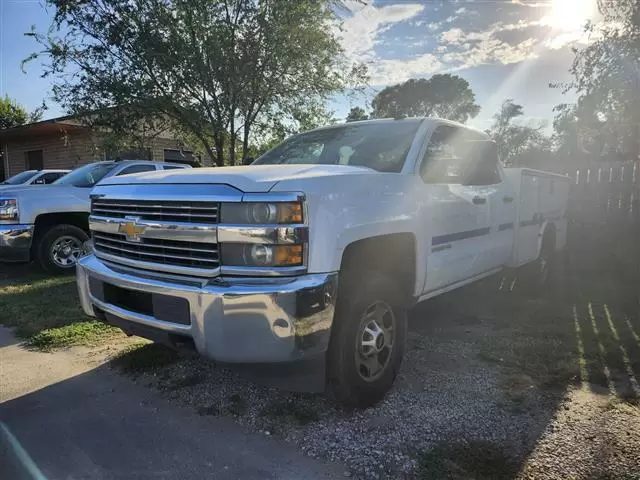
[25, 150, 44, 170]
[164, 149, 194, 164]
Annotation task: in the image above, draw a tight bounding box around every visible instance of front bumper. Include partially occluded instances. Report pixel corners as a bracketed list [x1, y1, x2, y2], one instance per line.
[0, 224, 34, 262]
[77, 254, 338, 363]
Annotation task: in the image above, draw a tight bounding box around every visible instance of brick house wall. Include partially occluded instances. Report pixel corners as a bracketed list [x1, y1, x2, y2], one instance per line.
[4, 129, 101, 176]
[3, 126, 201, 178]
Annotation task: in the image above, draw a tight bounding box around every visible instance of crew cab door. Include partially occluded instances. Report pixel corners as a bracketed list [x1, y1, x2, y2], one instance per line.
[419, 125, 492, 294]
[463, 141, 516, 271]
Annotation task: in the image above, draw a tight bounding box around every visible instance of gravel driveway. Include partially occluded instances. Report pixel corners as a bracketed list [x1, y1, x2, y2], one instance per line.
[119, 274, 640, 479]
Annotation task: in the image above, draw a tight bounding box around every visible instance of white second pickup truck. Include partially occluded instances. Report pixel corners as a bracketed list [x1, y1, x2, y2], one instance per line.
[77, 118, 569, 406]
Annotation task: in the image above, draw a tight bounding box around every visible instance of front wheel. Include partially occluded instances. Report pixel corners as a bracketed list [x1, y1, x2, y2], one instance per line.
[36, 224, 89, 274]
[327, 271, 407, 408]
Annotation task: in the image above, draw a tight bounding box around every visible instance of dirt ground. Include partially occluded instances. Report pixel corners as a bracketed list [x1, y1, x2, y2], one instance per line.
[1, 258, 639, 479]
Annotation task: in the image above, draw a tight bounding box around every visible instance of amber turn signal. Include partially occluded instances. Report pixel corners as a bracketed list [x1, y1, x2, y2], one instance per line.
[277, 203, 303, 224]
[274, 244, 303, 266]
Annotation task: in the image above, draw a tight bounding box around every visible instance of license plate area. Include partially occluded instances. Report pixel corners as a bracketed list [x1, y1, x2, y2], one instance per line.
[89, 277, 191, 326]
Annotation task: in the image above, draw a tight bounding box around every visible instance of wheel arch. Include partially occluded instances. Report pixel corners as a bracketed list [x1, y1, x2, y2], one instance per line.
[538, 221, 556, 258]
[31, 212, 90, 254]
[339, 233, 417, 307]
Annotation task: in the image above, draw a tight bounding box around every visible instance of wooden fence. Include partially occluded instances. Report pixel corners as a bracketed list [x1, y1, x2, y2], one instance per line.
[565, 161, 640, 283]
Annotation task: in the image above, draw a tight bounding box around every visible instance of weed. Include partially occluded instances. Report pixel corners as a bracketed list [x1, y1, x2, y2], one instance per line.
[0, 271, 122, 349]
[26, 321, 120, 351]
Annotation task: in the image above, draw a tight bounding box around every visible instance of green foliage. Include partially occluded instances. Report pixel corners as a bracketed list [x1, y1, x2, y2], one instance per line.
[0, 95, 43, 130]
[560, 0, 640, 158]
[487, 99, 551, 167]
[27, 321, 120, 351]
[27, 0, 365, 166]
[370, 74, 480, 123]
[345, 106, 368, 122]
[0, 266, 122, 350]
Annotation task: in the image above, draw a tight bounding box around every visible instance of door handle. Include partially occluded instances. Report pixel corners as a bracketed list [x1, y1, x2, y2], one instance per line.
[472, 196, 486, 205]
[502, 195, 514, 204]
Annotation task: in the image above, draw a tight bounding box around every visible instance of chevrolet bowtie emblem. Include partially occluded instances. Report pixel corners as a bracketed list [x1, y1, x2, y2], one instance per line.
[118, 217, 146, 242]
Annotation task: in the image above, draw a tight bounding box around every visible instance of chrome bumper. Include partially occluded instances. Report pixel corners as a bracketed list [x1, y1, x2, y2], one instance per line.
[77, 254, 338, 363]
[0, 224, 34, 262]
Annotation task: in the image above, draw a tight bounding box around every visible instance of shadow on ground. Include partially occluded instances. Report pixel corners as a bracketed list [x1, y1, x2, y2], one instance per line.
[105, 260, 639, 479]
[2, 247, 639, 479]
[0, 362, 343, 480]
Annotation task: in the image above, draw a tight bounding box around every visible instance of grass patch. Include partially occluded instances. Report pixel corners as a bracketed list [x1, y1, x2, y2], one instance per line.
[417, 441, 518, 480]
[0, 270, 122, 350]
[112, 343, 180, 373]
[26, 321, 120, 351]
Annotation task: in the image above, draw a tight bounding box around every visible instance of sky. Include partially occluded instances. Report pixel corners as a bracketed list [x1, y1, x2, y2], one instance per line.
[0, 0, 600, 132]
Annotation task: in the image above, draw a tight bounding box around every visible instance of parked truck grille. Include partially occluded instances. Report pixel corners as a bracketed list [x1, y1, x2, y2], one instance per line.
[90, 198, 220, 275]
[93, 231, 219, 269]
[91, 199, 219, 224]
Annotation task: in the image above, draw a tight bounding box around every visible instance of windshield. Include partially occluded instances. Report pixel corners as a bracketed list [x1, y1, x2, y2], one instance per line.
[1, 170, 38, 185]
[253, 121, 421, 173]
[53, 163, 115, 187]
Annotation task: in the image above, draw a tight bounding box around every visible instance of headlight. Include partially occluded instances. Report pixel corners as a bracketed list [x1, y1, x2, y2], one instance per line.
[221, 244, 304, 267]
[221, 202, 303, 224]
[0, 198, 18, 222]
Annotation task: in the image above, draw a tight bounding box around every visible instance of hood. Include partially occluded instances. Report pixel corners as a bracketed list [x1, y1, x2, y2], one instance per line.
[0, 184, 89, 201]
[97, 164, 376, 193]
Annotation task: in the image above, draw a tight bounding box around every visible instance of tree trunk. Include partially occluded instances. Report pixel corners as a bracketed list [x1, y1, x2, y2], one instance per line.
[242, 122, 251, 161]
[214, 134, 225, 167]
[229, 115, 236, 166]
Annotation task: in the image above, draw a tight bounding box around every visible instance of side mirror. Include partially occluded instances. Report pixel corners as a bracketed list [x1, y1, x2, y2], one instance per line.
[243, 157, 255, 166]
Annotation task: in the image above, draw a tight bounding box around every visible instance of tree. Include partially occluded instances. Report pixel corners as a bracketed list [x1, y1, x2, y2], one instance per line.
[370, 74, 480, 123]
[488, 99, 551, 167]
[27, 0, 365, 166]
[562, 0, 640, 158]
[346, 106, 368, 122]
[0, 95, 43, 130]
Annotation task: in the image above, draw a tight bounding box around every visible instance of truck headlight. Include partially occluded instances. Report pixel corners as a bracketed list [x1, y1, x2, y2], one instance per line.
[221, 244, 303, 267]
[0, 199, 18, 222]
[221, 202, 303, 224]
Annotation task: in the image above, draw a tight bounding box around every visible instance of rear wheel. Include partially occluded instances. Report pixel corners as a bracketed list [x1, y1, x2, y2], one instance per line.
[36, 224, 88, 274]
[327, 271, 407, 408]
[520, 230, 556, 294]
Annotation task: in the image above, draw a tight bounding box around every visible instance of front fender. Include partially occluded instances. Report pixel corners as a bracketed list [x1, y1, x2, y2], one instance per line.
[288, 174, 426, 296]
[19, 187, 90, 223]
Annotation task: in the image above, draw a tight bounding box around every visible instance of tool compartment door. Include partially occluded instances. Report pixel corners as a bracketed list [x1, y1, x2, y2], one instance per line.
[514, 173, 541, 266]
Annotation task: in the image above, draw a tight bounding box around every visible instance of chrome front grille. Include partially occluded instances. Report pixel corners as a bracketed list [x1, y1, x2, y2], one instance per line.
[90, 197, 220, 277]
[91, 199, 219, 224]
[93, 231, 219, 270]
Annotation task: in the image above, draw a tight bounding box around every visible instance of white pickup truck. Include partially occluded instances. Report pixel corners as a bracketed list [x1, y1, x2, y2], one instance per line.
[76, 118, 569, 406]
[0, 160, 189, 272]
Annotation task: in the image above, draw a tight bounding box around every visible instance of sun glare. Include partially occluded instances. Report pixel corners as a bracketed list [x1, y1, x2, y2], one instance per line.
[547, 0, 598, 30]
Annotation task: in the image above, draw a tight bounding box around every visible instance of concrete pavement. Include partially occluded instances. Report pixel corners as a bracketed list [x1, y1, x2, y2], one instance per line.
[0, 327, 343, 479]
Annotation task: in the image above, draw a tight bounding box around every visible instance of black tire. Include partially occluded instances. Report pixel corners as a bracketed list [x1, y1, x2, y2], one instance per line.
[327, 271, 407, 408]
[519, 232, 556, 295]
[36, 224, 88, 274]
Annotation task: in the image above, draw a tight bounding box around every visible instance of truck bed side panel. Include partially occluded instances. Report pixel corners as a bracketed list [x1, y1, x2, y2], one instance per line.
[505, 168, 570, 267]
